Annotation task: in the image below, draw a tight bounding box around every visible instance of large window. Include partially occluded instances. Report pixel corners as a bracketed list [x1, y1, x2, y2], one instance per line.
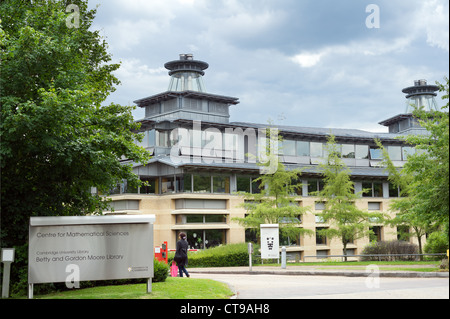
[308, 180, 324, 195]
[341, 144, 355, 158]
[176, 214, 227, 224]
[281, 140, 296, 156]
[402, 147, 415, 160]
[140, 177, 158, 194]
[310, 142, 323, 157]
[297, 141, 310, 156]
[355, 145, 369, 159]
[280, 232, 300, 247]
[237, 176, 261, 194]
[193, 175, 211, 193]
[387, 146, 402, 161]
[369, 147, 383, 160]
[213, 176, 230, 193]
[316, 227, 327, 245]
[363, 182, 383, 197]
[179, 230, 226, 249]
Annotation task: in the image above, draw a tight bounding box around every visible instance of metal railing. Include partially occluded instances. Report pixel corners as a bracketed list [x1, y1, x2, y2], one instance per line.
[303, 253, 447, 262]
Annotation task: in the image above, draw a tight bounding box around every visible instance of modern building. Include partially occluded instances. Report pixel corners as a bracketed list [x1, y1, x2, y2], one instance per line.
[105, 54, 437, 260]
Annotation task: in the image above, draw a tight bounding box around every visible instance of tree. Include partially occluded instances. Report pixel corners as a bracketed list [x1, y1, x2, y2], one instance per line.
[316, 135, 382, 261]
[374, 77, 449, 254]
[401, 78, 449, 229]
[0, 0, 150, 293]
[374, 139, 432, 258]
[233, 129, 312, 244]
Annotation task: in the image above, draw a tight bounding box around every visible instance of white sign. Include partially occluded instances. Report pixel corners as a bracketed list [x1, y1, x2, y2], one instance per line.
[28, 215, 155, 285]
[260, 224, 279, 259]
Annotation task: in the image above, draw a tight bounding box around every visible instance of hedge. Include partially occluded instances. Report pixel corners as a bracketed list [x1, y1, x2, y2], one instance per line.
[169, 243, 255, 268]
[360, 240, 419, 261]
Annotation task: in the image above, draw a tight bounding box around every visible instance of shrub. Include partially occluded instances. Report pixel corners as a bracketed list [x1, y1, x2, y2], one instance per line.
[360, 240, 418, 261]
[153, 259, 169, 282]
[424, 232, 449, 255]
[187, 243, 252, 268]
[440, 258, 449, 270]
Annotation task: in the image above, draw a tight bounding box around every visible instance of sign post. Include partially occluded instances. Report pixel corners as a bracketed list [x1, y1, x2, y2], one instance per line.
[1, 248, 15, 299]
[28, 215, 155, 299]
[260, 224, 279, 261]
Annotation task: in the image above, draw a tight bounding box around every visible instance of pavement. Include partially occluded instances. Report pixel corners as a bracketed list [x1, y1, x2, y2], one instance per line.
[188, 264, 449, 278]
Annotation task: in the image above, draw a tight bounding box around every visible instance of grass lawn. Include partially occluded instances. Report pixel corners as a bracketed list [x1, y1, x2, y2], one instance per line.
[34, 277, 234, 299]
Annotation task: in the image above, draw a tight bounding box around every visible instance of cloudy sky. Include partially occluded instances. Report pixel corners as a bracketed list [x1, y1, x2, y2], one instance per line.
[88, 0, 449, 132]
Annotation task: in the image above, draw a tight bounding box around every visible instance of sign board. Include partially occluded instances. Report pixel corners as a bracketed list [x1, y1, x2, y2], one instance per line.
[28, 215, 155, 287]
[260, 224, 279, 259]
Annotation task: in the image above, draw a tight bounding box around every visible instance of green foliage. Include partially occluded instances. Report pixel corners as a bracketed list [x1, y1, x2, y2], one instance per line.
[233, 128, 312, 240]
[424, 232, 449, 255]
[186, 243, 253, 268]
[360, 240, 419, 261]
[153, 260, 169, 282]
[401, 78, 449, 227]
[317, 135, 382, 258]
[0, 0, 151, 293]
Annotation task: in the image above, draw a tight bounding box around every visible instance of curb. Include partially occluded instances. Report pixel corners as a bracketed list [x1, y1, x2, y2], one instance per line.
[189, 269, 449, 279]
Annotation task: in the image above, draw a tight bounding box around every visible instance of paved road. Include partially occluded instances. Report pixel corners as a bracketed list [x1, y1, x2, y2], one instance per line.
[192, 273, 449, 299]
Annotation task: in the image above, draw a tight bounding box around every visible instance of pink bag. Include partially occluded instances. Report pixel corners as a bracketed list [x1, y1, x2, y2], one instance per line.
[170, 261, 178, 277]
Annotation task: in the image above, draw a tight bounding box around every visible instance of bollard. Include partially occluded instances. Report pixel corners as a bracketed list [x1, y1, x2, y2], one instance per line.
[1, 248, 15, 299]
[248, 243, 253, 271]
[281, 246, 286, 269]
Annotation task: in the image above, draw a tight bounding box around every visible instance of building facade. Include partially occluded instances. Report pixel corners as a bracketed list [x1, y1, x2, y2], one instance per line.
[105, 54, 438, 260]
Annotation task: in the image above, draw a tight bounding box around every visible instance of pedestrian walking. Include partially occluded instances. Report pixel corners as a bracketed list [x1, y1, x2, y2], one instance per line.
[174, 232, 190, 277]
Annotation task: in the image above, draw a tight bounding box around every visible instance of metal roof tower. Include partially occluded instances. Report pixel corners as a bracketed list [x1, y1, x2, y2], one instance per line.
[402, 79, 439, 113]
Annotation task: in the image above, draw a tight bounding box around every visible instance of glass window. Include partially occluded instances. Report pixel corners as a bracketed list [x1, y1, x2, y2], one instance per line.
[369, 147, 383, 160]
[186, 215, 203, 223]
[124, 180, 138, 194]
[181, 229, 226, 249]
[362, 182, 373, 197]
[297, 141, 310, 156]
[389, 183, 399, 197]
[213, 176, 230, 193]
[315, 214, 325, 223]
[316, 227, 327, 245]
[373, 182, 383, 197]
[281, 140, 296, 156]
[193, 175, 211, 193]
[280, 232, 300, 247]
[237, 176, 251, 193]
[156, 130, 170, 147]
[148, 130, 156, 147]
[140, 177, 157, 194]
[178, 174, 192, 193]
[161, 177, 175, 194]
[251, 178, 261, 194]
[355, 145, 369, 159]
[308, 180, 318, 195]
[388, 146, 402, 161]
[402, 147, 415, 160]
[205, 229, 226, 248]
[205, 214, 227, 223]
[310, 142, 323, 157]
[341, 144, 355, 158]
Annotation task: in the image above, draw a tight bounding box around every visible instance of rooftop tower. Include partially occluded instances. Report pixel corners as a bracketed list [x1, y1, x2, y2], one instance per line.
[165, 54, 209, 92]
[402, 79, 439, 113]
[379, 79, 438, 135]
[134, 54, 239, 125]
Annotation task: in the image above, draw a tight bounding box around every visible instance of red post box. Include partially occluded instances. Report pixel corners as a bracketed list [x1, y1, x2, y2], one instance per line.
[161, 241, 168, 264]
[155, 241, 168, 264]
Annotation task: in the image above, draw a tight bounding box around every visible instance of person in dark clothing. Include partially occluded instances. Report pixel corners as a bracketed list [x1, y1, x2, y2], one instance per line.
[174, 232, 190, 277]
